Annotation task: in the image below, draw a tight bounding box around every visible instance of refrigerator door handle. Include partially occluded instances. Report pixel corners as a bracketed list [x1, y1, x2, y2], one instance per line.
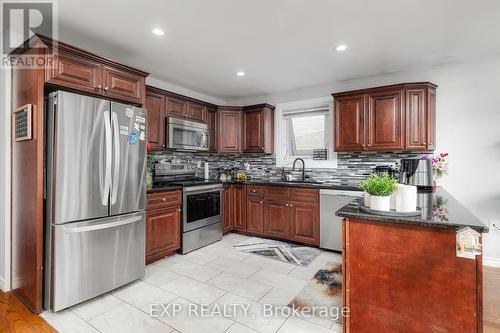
[103, 111, 112, 206]
[111, 111, 120, 205]
[63, 215, 142, 233]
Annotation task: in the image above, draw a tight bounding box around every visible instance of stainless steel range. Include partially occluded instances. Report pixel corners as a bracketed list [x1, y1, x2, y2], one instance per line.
[153, 162, 222, 254]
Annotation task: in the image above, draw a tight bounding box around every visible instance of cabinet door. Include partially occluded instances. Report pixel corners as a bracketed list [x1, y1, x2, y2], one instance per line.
[166, 96, 187, 118]
[367, 89, 404, 150]
[46, 51, 102, 94]
[426, 88, 436, 151]
[222, 186, 233, 233]
[102, 65, 145, 105]
[218, 109, 242, 153]
[290, 202, 319, 245]
[334, 95, 366, 151]
[247, 197, 264, 235]
[232, 185, 247, 232]
[207, 108, 218, 152]
[145, 90, 165, 151]
[146, 207, 180, 259]
[243, 109, 264, 152]
[405, 88, 427, 151]
[264, 199, 289, 239]
[187, 102, 207, 122]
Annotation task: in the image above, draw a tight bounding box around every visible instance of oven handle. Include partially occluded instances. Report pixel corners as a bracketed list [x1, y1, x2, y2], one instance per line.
[184, 185, 222, 193]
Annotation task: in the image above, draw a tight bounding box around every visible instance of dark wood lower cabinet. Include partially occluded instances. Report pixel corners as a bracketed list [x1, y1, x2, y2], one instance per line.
[232, 185, 247, 232]
[222, 186, 233, 233]
[290, 202, 319, 245]
[264, 199, 289, 239]
[247, 197, 264, 235]
[146, 191, 181, 264]
[224, 185, 319, 246]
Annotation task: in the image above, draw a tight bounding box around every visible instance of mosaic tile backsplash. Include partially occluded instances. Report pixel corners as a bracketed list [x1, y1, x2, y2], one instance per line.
[148, 151, 430, 187]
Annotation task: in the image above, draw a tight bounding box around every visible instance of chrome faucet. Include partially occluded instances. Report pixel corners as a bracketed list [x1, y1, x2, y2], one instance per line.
[292, 158, 306, 182]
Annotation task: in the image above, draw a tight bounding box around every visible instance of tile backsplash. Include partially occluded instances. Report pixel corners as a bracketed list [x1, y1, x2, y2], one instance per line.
[148, 151, 430, 186]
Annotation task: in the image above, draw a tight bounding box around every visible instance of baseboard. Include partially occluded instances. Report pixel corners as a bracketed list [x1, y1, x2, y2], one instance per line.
[0, 276, 10, 292]
[484, 256, 500, 268]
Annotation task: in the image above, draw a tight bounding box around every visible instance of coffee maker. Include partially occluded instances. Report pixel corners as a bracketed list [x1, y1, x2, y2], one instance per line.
[398, 158, 433, 190]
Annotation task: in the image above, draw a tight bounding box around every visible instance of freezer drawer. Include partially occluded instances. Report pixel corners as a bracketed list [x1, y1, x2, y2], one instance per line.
[47, 212, 145, 311]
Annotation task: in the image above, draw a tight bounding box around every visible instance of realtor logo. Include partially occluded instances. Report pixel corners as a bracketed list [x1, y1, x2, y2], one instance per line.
[1, 1, 57, 67]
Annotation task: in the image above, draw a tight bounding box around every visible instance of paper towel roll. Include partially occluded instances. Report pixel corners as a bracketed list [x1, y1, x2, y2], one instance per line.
[204, 162, 209, 180]
[395, 184, 417, 212]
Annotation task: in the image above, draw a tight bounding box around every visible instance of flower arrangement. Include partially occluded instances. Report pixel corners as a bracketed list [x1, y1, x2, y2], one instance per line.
[424, 152, 449, 178]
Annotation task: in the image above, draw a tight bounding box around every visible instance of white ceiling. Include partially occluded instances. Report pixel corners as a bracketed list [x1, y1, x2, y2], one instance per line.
[56, 0, 500, 101]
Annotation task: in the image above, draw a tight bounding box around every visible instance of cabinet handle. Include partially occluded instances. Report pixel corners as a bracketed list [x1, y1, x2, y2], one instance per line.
[290, 204, 293, 208]
[252, 190, 256, 193]
[162, 198, 166, 202]
[285, 203, 289, 207]
[97, 84, 102, 89]
[178, 208, 181, 212]
[104, 86, 109, 91]
[361, 144, 366, 148]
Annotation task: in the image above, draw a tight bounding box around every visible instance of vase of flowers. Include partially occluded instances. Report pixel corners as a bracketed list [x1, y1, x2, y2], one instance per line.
[424, 153, 449, 191]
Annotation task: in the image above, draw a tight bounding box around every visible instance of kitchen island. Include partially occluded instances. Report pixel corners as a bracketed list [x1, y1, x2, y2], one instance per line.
[336, 187, 488, 333]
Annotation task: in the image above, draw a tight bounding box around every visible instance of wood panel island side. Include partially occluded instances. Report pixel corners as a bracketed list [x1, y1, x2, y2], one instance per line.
[336, 188, 488, 333]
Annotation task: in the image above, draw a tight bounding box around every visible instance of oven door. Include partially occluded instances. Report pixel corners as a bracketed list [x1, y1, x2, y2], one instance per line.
[183, 185, 222, 232]
[167, 117, 209, 151]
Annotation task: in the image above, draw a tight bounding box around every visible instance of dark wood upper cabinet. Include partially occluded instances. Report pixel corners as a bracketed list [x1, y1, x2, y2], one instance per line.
[218, 107, 242, 153]
[333, 82, 437, 152]
[166, 96, 187, 118]
[45, 43, 147, 105]
[145, 90, 166, 151]
[243, 104, 275, 154]
[187, 102, 207, 122]
[101, 65, 145, 105]
[232, 185, 247, 232]
[207, 107, 218, 152]
[334, 95, 365, 151]
[46, 51, 102, 94]
[366, 88, 404, 151]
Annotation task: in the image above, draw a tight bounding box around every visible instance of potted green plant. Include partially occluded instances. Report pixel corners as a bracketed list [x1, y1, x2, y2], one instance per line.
[358, 175, 374, 207]
[363, 174, 398, 211]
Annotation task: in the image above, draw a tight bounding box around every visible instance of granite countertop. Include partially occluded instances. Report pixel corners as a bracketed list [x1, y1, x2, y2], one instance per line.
[223, 180, 361, 191]
[148, 179, 361, 193]
[147, 185, 183, 193]
[336, 187, 489, 232]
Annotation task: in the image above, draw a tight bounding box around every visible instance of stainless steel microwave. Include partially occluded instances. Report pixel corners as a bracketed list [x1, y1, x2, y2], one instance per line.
[166, 117, 209, 151]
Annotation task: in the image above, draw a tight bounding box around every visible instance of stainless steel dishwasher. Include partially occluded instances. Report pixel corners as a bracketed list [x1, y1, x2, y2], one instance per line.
[320, 189, 362, 251]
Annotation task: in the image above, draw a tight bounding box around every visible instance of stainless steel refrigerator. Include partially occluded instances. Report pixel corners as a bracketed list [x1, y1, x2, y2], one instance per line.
[44, 90, 147, 311]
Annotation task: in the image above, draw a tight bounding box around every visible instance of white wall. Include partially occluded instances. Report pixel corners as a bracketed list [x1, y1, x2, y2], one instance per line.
[229, 57, 500, 266]
[0, 67, 11, 291]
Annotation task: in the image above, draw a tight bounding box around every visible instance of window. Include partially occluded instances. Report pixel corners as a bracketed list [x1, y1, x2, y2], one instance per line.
[275, 97, 337, 168]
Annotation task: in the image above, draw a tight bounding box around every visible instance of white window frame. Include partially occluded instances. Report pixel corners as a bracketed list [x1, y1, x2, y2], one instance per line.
[275, 97, 337, 168]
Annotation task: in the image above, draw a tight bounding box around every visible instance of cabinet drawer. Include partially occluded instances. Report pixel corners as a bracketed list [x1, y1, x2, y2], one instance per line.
[264, 186, 288, 198]
[147, 191, 181, 210]
[289, 188, 319, 203]
[247, 185, 263, 197]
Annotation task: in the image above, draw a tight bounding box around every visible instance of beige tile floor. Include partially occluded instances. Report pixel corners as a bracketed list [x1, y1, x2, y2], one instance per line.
[42, 233, 343, 333]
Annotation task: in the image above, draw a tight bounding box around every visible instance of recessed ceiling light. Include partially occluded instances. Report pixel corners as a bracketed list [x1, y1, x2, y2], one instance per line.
[236, 71, 246, 76]
[335, 44, 347, 51]
[152, 28, 164, 36]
